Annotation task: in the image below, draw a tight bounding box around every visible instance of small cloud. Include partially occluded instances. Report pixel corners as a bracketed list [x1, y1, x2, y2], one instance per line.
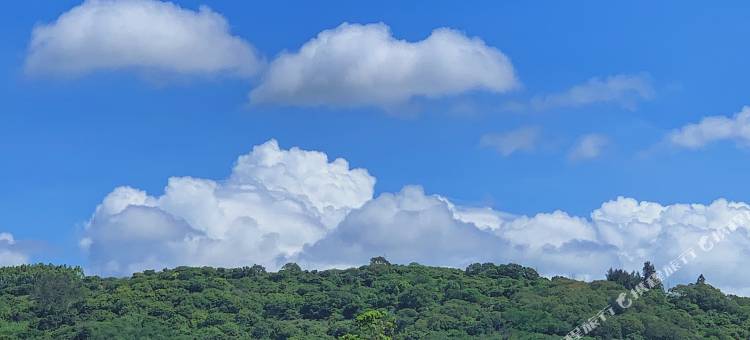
[530, 73, 654, 111]
[569, 133, 610, 160]
[0, 232, 29, 266]
[480, 126, 540, 156]
[250, 22, 518, 109]
[25, 0, 262, 78]
[668, 106, 750, 149]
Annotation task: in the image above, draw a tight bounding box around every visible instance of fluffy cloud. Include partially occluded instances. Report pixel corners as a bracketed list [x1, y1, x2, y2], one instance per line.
[0, 233, 29, 267]
[26, 0, 262, 77]
[497, 211, 597, 249]
[299, 188, 750, 290]
[480, 126, 540, 156]
[668, 106, 750, 149]
[569, 133, 609, 160]
[250, 23, 518, 108]
[82, 140, 750, 295]
[530, 74, 654, 110]
[81, 140, 375, 275]
[299, 186, 617, 281]
[299, 186, 507, 269]
[591, 197, 750, 295]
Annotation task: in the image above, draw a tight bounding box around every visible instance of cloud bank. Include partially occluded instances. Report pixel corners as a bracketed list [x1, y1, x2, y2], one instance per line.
[299, 186, 507, 269]
[250, 22, 518, 107]
[669, 106, 750, 149]
[26, 0, 262, 77]
[81, 140, 750, 295]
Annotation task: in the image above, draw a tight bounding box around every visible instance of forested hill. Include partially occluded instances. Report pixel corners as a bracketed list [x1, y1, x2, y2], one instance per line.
[1, 259, 748, 339]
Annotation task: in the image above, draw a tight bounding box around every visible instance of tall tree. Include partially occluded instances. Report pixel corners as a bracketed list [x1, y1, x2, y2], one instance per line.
[642, 261, 656, 280]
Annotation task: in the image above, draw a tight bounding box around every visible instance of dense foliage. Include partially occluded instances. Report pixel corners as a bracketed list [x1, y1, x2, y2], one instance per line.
[1, 259, 749, 339]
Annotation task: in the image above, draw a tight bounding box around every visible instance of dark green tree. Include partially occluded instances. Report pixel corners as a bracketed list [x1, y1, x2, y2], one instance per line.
[642, 261, 656, 280]
[1, 262, 748, 339]
[369, 257, 391, 266]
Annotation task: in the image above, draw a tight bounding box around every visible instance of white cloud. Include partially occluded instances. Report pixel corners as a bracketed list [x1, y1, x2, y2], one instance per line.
[531, 74, 654, 110]
[299, 186, 507, 269]
[26, 0, 262, 77]
[446, 202, 516, 232]
[81, 140, 750, 295]
[668, 106, 750, 149]
[302, 191, 750, 292]
[0, 232, 29, 267]
[497, 211, 597, 249]
[250, 22, 518, 108]
[590, 197, 750, 295]
[82, 140, 375, 276]
[480, 126, 540, 156]
[569, 133, 609, 160]
[298, 186, 617, 282]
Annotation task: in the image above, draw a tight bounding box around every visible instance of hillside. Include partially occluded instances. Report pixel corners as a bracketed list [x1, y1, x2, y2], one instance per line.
[1, 259, 748, 339]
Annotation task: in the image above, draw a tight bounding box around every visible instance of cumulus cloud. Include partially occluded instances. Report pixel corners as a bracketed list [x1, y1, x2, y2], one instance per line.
[299, 186, 617, 281]
[480, 126, 540, 156]
[302, 190, 750, 290]
[0, 233, 29, 267]
[530, 74, 654, 110]
[250, 22, 518, 108]
[590, 197, 750, 295]
[82, 140, 375, 276]
[569, 133, 609, 160]
[497, 211, 597, 249]
[26, 0, 262, 77]
[299, 186, 507, 269]
[668, 106, 750, 149]
[82, 140, 750, 295]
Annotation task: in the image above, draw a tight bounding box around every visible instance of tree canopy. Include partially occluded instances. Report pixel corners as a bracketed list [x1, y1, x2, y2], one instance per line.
[0, 260, 748, 339]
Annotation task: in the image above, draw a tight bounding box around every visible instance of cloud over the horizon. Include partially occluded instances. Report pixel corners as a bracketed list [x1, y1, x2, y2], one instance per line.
[25, 0, 262, 78]
[0, 233, 28, 266]
[668, 106, 750, 149]
[79, 140, 750, 295]
[299, 186, 508, 269]
[250, 22, 518, 108]
[81, 140, 375, 275]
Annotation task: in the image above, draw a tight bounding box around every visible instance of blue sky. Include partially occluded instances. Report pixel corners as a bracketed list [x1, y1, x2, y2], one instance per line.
[2, 1, 750, 291]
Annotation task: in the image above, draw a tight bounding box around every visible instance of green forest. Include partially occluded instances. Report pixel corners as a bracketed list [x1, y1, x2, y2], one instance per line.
[1, 258, 748, 339]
